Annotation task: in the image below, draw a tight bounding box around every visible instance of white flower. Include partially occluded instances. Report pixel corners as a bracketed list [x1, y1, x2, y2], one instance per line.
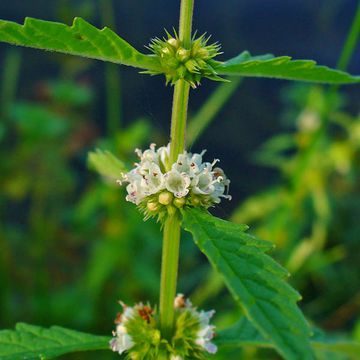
[110, 330, 134, 355]
[164, 169, 191, 198]
[142, 163, 165, 195]
[136, 143, 158, 163]
[118, 144, 230, 213]
[157, 143, 171, 167]
[191, 170, 216, 195]
[110, 304, 135, 355]
[125, 181, 144, 205]
[172, 153, 192, 174]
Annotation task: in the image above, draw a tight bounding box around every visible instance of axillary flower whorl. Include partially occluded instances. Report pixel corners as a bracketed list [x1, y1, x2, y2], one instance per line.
[117, 143, 231, 221]
[110, 295, 217, 359]
[146, 31, 224, 88]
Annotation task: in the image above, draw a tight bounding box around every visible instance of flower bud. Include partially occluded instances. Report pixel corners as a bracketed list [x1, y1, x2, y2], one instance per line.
[190, 195, 201, 206]
[173, 197, 186, 208]
[167, 37, 179, 48]
[160, 47, 171, 57]
[147, 201, 159, 212]
[158, 191, 173, 205]
[197, 47, 210, 59]
[176, 48, 190, 62]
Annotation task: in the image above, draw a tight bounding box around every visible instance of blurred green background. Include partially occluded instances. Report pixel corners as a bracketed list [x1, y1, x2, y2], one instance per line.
[0, 1, 360, 359]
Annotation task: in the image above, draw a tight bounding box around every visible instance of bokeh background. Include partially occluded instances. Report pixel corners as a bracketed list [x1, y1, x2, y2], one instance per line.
[0, 0, 360, 358]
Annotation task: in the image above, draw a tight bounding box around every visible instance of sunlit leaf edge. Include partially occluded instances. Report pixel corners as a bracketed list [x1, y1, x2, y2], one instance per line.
[0, 17, 161, 71]
[215, 51, 360, 84]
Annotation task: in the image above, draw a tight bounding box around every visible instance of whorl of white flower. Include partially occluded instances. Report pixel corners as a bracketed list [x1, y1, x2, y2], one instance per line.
[174, 294, 218, 355]
[118, 144, 231, 217]
[109, 302, 135, 355]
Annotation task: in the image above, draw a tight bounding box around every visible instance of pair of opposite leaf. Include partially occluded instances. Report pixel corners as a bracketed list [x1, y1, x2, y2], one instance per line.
[0, 17, 359, 86]
[1, 14, 360, 360]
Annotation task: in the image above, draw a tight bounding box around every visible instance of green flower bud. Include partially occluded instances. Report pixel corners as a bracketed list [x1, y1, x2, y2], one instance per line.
[197, 47, 210, 59]
[176, 47, 190, 62]
[158, 191, 173, 205]
[190, 195, 201, 206]
[160, 46, 171, 58]
[147, 201, 159, 212]
[173, 197, 186, 208]
[167, 37, 179, 48]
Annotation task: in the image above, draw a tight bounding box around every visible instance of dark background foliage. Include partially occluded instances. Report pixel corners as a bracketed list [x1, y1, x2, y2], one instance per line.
[0, 1, 359, 359]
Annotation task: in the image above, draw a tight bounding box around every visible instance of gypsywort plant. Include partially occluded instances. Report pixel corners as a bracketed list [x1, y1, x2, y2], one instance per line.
[1, 1, 360, 359]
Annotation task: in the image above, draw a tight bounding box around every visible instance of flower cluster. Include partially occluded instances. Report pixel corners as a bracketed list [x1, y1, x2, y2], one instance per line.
[110, 295, 217, 360]
[147, 31, 224, 88]
[173, 293, 217, 357]
[117, 143, 231, 221]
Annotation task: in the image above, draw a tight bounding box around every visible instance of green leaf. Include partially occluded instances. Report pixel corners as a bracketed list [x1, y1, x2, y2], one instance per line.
[88, 149, 126, 180]
[181, 207, 314, 360]
[216, 318, 360, 360]
[0, 17, 160, 71]
[215, 317, 269, 348]
[215, 51, 360, 84]
[0, 323, 110, 359]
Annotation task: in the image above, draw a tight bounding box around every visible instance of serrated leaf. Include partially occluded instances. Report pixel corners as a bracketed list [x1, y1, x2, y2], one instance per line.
[0, 323, 110, 359]
[216, 318, 360, 360]
[0, 17, 161, 71]
[215, 51, 360, 84]
[88, 149, 126, 180]
[181, 207, 314, 360]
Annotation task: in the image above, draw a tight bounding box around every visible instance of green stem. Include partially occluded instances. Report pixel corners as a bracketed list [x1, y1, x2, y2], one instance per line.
[179, 0, 194, 48]
[169, 80, 190, 164]
[159, 215, 181, 338]
[159, 0, 194, 338]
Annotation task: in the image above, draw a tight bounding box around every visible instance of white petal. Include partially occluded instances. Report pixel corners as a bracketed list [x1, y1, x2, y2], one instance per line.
[165, 170, 190, 198]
